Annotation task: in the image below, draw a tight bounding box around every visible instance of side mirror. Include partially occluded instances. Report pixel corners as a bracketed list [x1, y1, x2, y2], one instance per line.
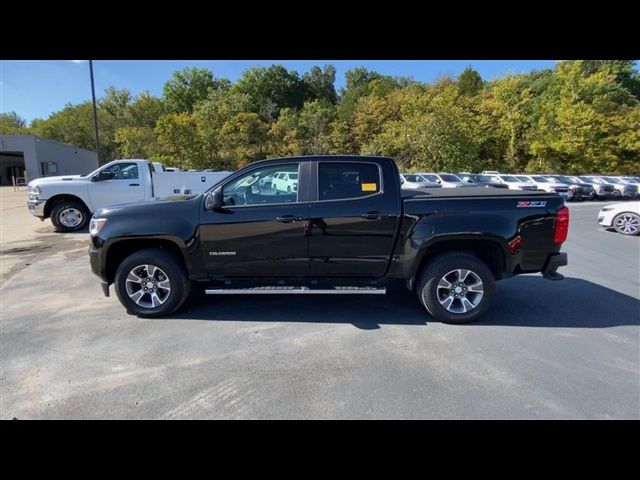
[205, 189, 224, 211]
[436, 179, 441, 184]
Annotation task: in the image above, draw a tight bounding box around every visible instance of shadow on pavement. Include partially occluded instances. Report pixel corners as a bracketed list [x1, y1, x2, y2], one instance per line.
[163, 276, 640, 330]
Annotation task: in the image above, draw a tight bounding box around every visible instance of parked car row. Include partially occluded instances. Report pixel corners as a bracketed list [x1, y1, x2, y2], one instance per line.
[399, 171, 640, 200]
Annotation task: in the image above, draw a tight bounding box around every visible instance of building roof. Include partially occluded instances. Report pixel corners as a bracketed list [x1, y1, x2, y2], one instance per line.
[0, 134, 97, 154]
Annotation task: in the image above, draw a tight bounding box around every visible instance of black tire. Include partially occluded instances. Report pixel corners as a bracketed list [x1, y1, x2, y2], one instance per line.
[416, 252, 496, 324]
[114, 248, 191, 317]
[50, 201, 89, 232]
[612, 212, 640, 236]
[612, 190, 622, 199]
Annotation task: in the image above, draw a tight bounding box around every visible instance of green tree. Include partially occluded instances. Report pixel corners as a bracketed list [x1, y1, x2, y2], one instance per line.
[528, 60, 640, 174]
[458, 66, 483, 96]
[163, 67, 227, 113]
[479, 75, 532, 171]
[114, 126, 160, 159]
[30, 102, 97, 152]
[367, 86, 479, 172]
[268, 108, 304, 157]
[351, 89, 403, 150]
[219, 112, 269, 168]
[337, 68, 400, 121]
[193, 88, 253, 167]
[0, 112, 28, 134]
[302, 65, 337, 104]
[232, 65, 306, 122]
[128, 92, 166, 128]
[155, 112, 205, 169]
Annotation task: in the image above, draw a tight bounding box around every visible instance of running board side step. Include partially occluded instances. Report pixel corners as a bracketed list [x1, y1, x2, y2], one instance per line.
[205, 286, 387, 295]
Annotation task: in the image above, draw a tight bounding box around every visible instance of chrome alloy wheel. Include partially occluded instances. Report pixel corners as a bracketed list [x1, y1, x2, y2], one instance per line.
[125, 264, 171, 308]
[436, 269, 484, 314]
[58, 208, 84, 228]
[615, 214, 640, 235]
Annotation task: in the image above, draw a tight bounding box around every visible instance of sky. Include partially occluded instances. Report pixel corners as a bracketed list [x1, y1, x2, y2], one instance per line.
[0, 60, 558, 123]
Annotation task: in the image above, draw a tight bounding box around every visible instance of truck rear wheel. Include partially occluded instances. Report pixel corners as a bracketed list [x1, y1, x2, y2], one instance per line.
[50, 201, 89, 232]
[417, 253, 496, 324]
[114, 248, 191, 317]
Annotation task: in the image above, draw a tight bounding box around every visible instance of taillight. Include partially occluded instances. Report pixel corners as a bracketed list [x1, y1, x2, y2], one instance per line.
[554, 206, 569, 244]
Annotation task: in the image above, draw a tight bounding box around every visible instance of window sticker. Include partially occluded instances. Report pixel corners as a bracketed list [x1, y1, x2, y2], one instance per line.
[361, 183, 377, 192]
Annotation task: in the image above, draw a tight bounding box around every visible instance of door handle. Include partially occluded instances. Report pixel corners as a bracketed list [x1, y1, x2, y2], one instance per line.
[361, 211, 381, 220]
[129, 183, 140, 186]
[276, 215, 302, 223]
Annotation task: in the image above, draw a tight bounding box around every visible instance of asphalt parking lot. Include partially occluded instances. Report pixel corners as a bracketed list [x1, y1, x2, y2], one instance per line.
[1, 188, 638, 419]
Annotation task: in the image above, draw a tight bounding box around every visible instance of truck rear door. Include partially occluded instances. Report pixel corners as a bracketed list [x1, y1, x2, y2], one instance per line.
[308, 159, 401, 277]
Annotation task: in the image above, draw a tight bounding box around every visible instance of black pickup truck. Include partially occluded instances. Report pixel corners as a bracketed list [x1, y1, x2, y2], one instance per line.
[89, 155, 568, 323]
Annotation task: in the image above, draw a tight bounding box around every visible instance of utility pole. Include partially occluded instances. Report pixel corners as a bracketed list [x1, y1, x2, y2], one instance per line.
[89, 60, 101, 164]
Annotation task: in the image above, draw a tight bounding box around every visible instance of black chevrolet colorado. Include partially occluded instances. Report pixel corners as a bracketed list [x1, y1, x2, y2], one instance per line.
[89, 155, 569, 324]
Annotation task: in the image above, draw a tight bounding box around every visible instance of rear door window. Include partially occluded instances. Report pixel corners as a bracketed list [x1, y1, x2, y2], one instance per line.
[318, 162, 381, 201]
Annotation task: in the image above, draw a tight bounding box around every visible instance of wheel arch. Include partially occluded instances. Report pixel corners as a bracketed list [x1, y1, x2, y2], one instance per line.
[44, 194, 90, 219]
[104, 237, 187, 284]
[410, 236, 507, 289]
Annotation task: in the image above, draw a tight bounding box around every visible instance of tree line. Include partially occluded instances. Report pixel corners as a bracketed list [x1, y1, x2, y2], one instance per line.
[1, 60, 638, 174]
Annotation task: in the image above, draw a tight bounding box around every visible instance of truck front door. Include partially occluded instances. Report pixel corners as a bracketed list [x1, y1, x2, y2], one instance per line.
[200, 161, 310, 276]
[88, 162, 147, 211]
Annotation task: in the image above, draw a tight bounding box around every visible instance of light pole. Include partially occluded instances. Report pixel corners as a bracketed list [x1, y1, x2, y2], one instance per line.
[89, 60, 101, 164]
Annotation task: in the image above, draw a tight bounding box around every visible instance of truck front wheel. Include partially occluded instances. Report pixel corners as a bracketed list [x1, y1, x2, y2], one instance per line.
[114, 248, 191, 317]
[417, 253, 496, 324]
[50, 201, 89, 232]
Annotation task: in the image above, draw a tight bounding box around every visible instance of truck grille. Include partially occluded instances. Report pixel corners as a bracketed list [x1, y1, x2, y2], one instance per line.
[552, 187, 569, 193]
[521, 186, 538, 191]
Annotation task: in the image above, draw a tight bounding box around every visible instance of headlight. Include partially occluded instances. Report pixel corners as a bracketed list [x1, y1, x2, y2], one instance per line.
[89, 218, 107, 236]
[28, 185, 42, 196]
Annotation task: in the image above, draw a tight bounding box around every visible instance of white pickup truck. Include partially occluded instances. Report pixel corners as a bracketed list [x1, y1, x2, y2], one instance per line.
[27, 159, 231, 232]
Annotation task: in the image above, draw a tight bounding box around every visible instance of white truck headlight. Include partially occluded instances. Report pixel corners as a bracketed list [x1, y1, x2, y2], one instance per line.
[28, 185, 42, 197]
[90, 218, 107, 236]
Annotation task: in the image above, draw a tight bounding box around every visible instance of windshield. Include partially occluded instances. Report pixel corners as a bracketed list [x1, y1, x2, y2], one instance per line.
[546, 176, 568, 184]
[419, 174, 440, 183]
[579, 176, 601, 184]
[478, 175, 499, 182]
[403, 174, 424, 182]
[604, 177, 623, 184]
[499, 175, 519, 182]
[531, 176, 550, 183]
[556, 176, 576, 184]
[439, 174, 462, 182]
[516, 176, 533, 183]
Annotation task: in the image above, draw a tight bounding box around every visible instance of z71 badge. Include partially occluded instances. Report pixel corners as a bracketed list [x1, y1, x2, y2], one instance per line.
[517, 201, 547, 208]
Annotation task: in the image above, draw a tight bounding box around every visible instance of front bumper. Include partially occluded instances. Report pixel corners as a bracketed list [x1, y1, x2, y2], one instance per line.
[27, 198, 47, 217]
[89, 244, 110, 296]
[542, 252, 568, 281]
[598, 211, 614, 227]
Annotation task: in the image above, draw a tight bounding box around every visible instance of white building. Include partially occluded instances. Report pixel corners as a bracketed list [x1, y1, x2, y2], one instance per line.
[0, 135, 99, 186]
